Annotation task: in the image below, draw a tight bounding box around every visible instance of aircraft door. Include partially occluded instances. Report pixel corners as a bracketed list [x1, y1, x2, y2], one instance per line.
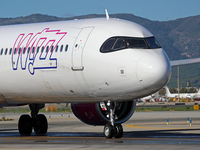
[72, 27, 94, 70]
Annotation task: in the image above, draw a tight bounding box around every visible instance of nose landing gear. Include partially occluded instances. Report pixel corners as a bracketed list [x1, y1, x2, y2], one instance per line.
[103, 101, 123, 139]
[104, 123, 123, 139]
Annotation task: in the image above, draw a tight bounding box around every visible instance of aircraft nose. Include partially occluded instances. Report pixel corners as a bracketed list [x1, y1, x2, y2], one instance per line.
[136, 50, 171, 91]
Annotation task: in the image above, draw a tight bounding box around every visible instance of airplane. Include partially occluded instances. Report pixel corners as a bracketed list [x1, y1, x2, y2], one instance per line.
[139, 92, 159, 102]
[193, 88, 200, 100]
[0, 12, 200, 139]
[165, 86, 200, 99]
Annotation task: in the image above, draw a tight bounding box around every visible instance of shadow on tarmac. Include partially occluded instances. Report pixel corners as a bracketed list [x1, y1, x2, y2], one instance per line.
[1, 128, 200, 138]
[125, 128, 200, 138]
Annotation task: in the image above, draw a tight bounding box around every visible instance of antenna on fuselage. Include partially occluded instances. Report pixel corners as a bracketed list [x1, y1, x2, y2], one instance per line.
[105, 9, 109, 20]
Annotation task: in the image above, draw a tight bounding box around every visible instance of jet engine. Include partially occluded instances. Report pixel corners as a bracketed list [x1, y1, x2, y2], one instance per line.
[71, 101, 136, 126]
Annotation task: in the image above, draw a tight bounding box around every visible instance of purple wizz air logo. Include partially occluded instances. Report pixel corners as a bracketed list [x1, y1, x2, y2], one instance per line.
[12, 28, 67, 75]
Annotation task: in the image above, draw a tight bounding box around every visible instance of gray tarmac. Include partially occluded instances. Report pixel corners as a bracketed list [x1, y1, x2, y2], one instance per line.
[1, 111, 200, 150]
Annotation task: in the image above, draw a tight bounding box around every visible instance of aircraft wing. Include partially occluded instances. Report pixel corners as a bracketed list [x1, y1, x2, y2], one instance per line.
[170, 58, 200, 66]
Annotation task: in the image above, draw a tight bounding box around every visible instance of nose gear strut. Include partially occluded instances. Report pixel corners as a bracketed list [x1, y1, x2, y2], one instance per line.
[103, 101, 123, 138]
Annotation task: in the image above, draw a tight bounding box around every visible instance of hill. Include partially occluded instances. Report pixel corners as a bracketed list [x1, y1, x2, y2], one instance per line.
[1, 13, 200, 87]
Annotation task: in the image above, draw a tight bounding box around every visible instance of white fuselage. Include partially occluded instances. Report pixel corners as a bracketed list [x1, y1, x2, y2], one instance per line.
[165, 86, 200, 99]
[0, 18, 171, 105]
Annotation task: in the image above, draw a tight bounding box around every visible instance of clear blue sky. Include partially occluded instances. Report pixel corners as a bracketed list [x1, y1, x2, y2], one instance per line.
[0, 0, 200, 21]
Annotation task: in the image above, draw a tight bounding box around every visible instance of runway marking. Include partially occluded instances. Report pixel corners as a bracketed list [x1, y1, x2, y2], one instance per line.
[126, 124, 179, 130]
[126, 122, 200, 130]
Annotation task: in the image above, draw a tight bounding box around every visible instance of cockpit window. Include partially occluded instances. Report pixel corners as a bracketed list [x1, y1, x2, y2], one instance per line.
[126, 38, 147, 49]
[100, 38, 115, 52]
[100, 36, 161, 53]
[112, 38, 126, 50]
[145, 37, 161, 49]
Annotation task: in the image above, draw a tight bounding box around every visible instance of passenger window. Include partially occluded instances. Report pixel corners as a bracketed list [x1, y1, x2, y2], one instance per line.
[27, 47, 30, 54]
[5, 48, 8, 55]
[32, 47, 35, 53]
[55, 45, 59, 52]
[41, 46, 44, 53]
[100, 38, 115, 52]
[46, 46, 49, 53]
[37, 47, 40, 53]
[65, 45, 68, 52]
[60, 45, 63, 52]
[23, 47, 26, 54]
[14, 48, 17, 54]
[18, 48, 21, 54]
[9, 48, 12, 55]
[51, 46, 54, 52]
[0, 48, 3, 55]
[112, 38, 126, 50]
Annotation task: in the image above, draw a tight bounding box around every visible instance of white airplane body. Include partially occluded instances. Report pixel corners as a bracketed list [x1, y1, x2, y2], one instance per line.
[140, 93, 157, 102]
[165, 86, 200, 99]
[0, 18, 171, 105]
[0, 16, 199, 138]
